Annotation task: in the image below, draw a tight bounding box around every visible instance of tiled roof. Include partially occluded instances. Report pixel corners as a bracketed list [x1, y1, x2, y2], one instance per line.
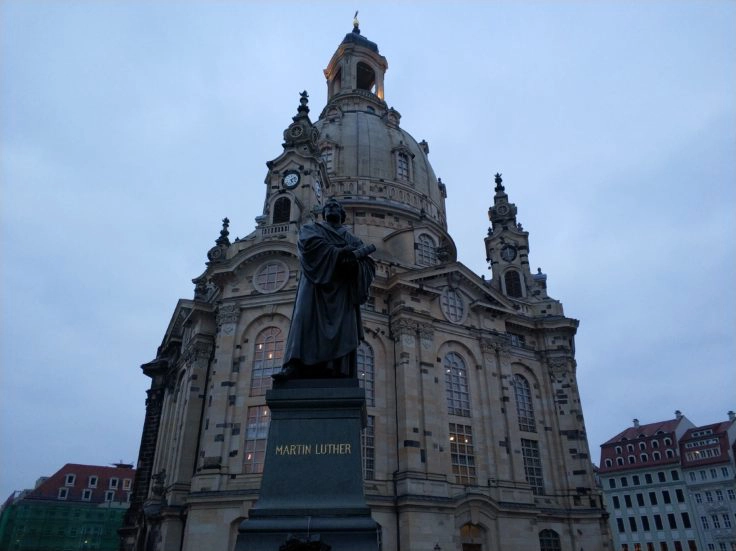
[602, 418, 680, 445]
[25, 463, 135, 504]
[681, 420, 734, 441]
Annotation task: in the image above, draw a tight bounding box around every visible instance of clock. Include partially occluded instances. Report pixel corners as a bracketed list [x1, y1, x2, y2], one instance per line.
[497, 204, 509, 216]
[282, 171, 300, 189]
[500, 244, 517, 262]
[313, 179, 322, 201]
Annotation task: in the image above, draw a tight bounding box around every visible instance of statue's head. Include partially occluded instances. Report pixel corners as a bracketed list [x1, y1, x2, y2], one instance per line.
[322, 198, 346, 224]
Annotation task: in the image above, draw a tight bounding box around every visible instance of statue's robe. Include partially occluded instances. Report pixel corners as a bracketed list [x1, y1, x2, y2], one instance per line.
[283, 220, 375, 377]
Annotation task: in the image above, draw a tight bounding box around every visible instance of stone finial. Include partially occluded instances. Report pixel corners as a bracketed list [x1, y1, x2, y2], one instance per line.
[216, 217, 230, 246]
[728, 410, 735, 422]
[633, 418, 640, 428]
[494, 172, 504, 192]
[297, 90, 310, 116]
[675, 410, 683, 420]
[353, 10, 360, 33]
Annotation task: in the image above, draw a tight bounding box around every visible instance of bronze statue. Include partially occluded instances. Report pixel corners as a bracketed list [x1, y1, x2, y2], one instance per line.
[274, 198, 375, 381]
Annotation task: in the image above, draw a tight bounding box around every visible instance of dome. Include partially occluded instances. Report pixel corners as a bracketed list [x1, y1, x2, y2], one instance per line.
[317, 29, 449, 234]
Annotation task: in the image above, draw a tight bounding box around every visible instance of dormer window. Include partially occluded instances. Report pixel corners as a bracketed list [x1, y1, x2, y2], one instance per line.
[397, 153, 409, 180]
[415, 234, 438, 266]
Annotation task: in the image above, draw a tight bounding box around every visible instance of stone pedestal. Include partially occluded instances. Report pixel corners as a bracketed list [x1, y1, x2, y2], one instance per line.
[236, 379, 381, 551]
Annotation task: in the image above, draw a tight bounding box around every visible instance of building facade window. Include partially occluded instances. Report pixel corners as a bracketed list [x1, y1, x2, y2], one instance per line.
[88, 475, 97, 488]
[57, 488, 68, 500]
[441, 288, 465, 323]
[64, 474, 75, 486]
[244, 405, 270, 474]
[397, 152, 410, 181]
[415, 233, 438, 266]
[513, 374, 536, 432]
[109, 478, 118, 489]
[357, 342, 375, 407]
[521, 439, 544, 495]
[82, 489, 92, 501]
[539, 529, 561, 551]
[504, 270, 523, 297]
[272, 197, 291, 224]
[445, 352, 470, 417]
[105, 490, 115, 502]
[321, 145, 334, 172]
[362, 415, 375, 481]
[449, 423, 476, 484]
[254, 261, 289, 294]
[250, 327, 284, 396]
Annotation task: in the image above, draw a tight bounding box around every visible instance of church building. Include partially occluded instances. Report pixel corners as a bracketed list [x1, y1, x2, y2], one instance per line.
[120, 23, 610, 551]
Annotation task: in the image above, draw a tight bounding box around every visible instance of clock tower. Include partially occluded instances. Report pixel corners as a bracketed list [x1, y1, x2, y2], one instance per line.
[485, 173, 552, 308]
[261, 91, 328, 229]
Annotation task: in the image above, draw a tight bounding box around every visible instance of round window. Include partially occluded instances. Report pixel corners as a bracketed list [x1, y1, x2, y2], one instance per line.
[440, 287, 465, 323]
[253, 261, 289, 293]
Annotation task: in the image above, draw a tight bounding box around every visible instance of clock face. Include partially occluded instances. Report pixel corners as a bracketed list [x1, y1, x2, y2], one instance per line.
[497, 204, 509, 216]
[500, 245, 517, 262]
[282, 171, 300, 189]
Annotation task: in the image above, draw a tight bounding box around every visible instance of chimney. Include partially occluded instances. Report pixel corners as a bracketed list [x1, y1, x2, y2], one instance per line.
[633, 418, 640, 428]
[675, 410, 683, 420]
[728, 411, 735, 422]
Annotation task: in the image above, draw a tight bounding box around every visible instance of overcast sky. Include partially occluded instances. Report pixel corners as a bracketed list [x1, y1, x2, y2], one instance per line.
[1, 2, 734, 500]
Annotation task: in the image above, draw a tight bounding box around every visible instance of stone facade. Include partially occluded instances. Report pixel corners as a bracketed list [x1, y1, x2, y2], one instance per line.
[121, 25, 609, 551]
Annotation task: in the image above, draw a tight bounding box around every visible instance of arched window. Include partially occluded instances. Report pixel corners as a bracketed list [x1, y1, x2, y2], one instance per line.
[250, 327, 284, 396]
[357, 342, 375, 407]
[653, 451, 662, 461]
[641, 453, 649, 462]
[273, 197, 291, 224]
[617, 457, 624, 466]
[666, 449, 674, 458]
[513, 374, 536, 432]
[254, 261, 288, 293]
[605, 459, 612, 467]
[615, 446, 622, 454]
[539, 529, 561, 551]
[415, 233, 438, 266]
[397, 152, 410, 181]
[356, 62, 375, 92]
[652, 440, 660, 448]
[627, 444, 635, 453]
[639, 442, 647, 451]
[628, 455, 636, 464]
[504, 270, 523, 297]
[445, 352, 470, 417]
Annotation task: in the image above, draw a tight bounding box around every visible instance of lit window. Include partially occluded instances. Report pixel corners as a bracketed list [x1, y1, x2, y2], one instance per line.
[122, 479, 132, 490]
[362, 415, 375, 481]
[244, 406, 270, 474]
[415, 234, 438, 266]
[449, 423, 476, 485]
[440, 288, 464, 323]
[504, 270, 523, 297]
[445, 352, 470, 417]
[521, 439, 544, 495]
[250, 327, 284, 396]
[254, 262, 289, 293]
[513, 374, 536, 432]
[539, 529, 561, 551]
[357, 342, 375, 407]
